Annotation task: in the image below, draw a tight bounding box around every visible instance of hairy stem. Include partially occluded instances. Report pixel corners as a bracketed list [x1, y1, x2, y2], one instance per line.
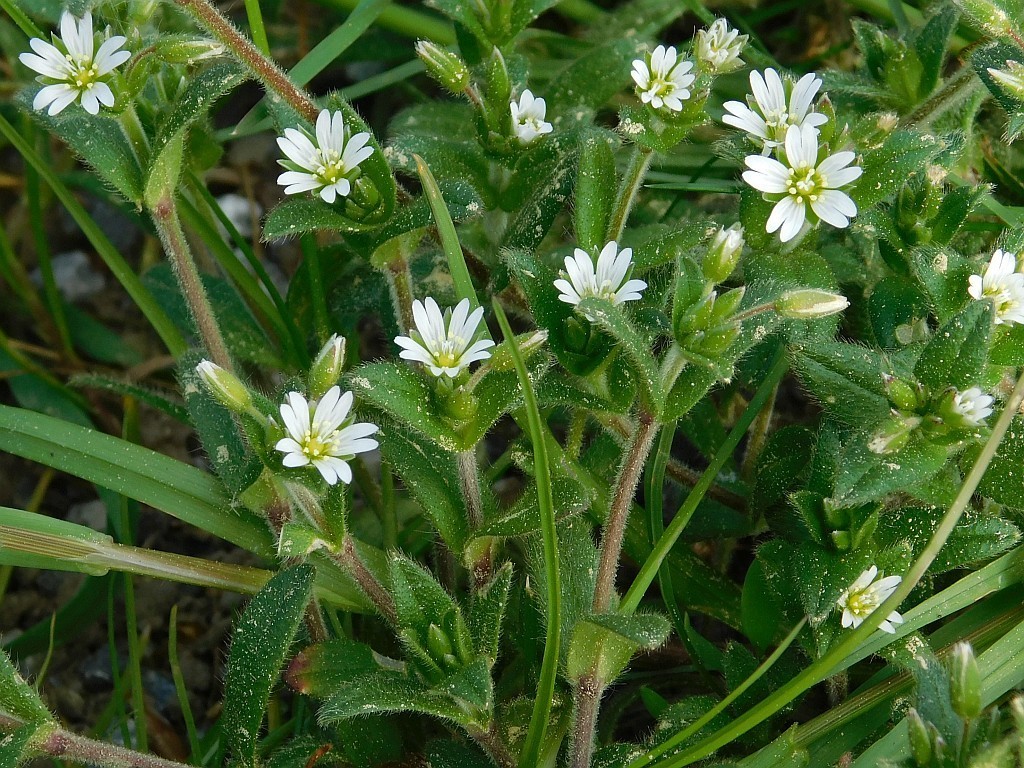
[174, 0, 318, 122]
[569, 676, 604, 768]
[606, 145, 654, 242]
[338, 535, 397, 625]
[468, 723, 516, 768]
[620, 349, 787, 615]
[457, 448, 485, 530]
[0, 715, 190, 768]
[150, 196, 233, 370]
[593, 413, 659, 613]
[385, 257, 415, 332]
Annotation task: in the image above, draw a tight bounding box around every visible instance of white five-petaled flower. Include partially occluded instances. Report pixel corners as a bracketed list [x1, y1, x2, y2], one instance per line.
[274, 386, 378, 486]
[19, 11, 131, 116]
[695, 18, 747, 74]
[277, 109, 374, 204]
[967, 249, 1024, 326]
[395, 298, 495, 378]
[723, 69, 829, 151]
[837, 566, 904, 634]
[510, 89, 552, 144]
[951, 387, 995, 427]
[554, 241, 647, 320]
[631, 45, 696, 113]
[742, 123, 862, 243]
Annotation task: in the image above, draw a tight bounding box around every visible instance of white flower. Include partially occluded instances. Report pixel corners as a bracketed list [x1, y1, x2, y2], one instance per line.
[510, 89, 552, 144]
[951, 387, 995, 427]
[277, 109, 374, 204]
[554, 241, 647, 320]
[742, 123, 862, 243]
[274, 386, 378, 486]
[837, 566, 904, 634]
[723, 69, 829, 151]
[19, 11, 131, 116]
[395, 298, 495, 378]
[695, 18, 747, 74]
[631, 45, 696, 112]
[968, 249, 1024, 326]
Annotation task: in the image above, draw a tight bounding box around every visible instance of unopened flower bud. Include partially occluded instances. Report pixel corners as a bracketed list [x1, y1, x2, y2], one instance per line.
[775, 289, 850, 319]
[195, 360, 252, 412]
[954, 0, 1015, 37]
[988, 60, 1024, 100]
[309, 334, 346, 399]
[949, 641, 982, 719]
[155, 37, 226, 64]
[694, 18, 747, 74]
[882, 374, 922, 412]
[907, 709, 931, 767]
[490, 330, 548, 371]
[703, 224, 744, 283]
[868, 415, 921, 454]
[415, 41, 470, 94]
[427, 622, 455, 661]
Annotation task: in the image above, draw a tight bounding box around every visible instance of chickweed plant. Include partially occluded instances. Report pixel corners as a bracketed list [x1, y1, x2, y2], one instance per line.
[3, 0, 1024, 767]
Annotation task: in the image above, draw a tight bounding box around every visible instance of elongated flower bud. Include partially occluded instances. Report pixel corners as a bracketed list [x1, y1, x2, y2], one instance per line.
[415, 41, 470, 94]
[776, 289, 850, 319]
[309, 334, 346, 399]
[703, 224, 744, 283]
[949, 641, 982, 719]
[196, 360, 252, 412]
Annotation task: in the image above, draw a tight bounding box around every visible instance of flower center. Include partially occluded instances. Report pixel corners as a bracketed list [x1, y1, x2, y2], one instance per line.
[68, 56, 100, 90]
[786, 164, 823, 201]
[316, 149, 347, 185]
[649, 76, 677, 99]
[434, 338, 465, 369]
[301, 428, 337, 459]
[845, 589, 876, 618]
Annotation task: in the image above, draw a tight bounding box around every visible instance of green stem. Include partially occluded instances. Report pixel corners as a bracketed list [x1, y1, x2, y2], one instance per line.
[0, 114, 186, 357]
[242, 0, 271, 55]
[174, 0, 319, 122]
[639, 361, 1024, 768]
[606, 145, 654, 243]
[168, 607, 201, 760]
[494, 303, 560, 768]
[310, 0, 455, 44]
[620, 348, 787, 615]
[646, 422, 686, 640]
[189, 178, 307, 365]
[593, 413, 659, 613]
[150, 196, 234, 370]
[25, 159, 74, 358]
[642, 618, 807, 764]
[0, 0, 42, 38]
[900, 65, 981, 129]
[740, 378, 778, 483]
[301, 235, 330, 344]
